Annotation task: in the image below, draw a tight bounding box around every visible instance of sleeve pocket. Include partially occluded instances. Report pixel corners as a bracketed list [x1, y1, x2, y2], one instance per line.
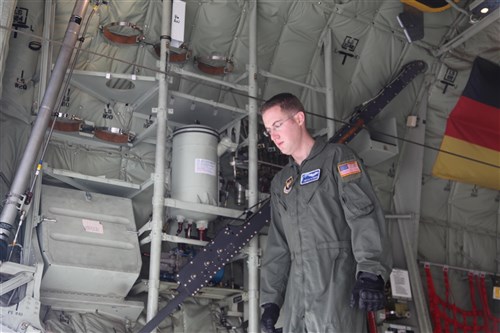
[341, 182, 374, 219]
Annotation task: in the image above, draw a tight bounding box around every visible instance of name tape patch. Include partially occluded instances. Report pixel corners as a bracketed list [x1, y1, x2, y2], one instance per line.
[300, 169, 321, 185]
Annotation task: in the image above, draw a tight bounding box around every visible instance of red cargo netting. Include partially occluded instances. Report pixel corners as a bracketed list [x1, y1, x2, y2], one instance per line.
[425, 264, 500, 333]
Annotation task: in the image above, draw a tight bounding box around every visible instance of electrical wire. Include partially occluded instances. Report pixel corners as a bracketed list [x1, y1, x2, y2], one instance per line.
[303, 110, 500, 170]
[0, 24, 498, 171]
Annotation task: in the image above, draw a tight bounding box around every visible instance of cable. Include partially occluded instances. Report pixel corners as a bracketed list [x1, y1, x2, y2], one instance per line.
[303, 110, 500, 170]
[1, 24, 498, 171]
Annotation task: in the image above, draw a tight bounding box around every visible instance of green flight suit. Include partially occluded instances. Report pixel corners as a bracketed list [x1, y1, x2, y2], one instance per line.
[260, 140, 392, 333]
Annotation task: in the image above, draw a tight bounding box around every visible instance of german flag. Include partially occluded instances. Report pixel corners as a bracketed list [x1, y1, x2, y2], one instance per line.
[432, 57, 500, 190]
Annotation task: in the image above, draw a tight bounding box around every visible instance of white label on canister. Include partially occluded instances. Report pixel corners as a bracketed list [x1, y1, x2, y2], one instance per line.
[195, 158, 216, 176]
[82, 219, 104, 234]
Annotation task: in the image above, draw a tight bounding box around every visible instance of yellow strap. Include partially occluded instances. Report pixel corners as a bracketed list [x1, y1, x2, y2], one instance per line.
[400, 0, 455, 13]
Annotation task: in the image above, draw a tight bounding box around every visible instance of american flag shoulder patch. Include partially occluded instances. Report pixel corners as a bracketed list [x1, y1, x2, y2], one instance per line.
[337, 160, 361, 177]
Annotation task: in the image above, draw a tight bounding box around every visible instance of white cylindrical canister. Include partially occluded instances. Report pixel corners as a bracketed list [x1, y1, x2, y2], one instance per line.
[170, 125, 219, 222]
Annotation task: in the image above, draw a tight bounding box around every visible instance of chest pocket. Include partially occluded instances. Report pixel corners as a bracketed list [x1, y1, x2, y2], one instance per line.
[341, 182, 374, 219]
[303, 173, 328, 204]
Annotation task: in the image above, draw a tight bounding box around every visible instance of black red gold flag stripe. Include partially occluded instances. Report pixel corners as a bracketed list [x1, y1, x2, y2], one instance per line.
[432, 57, 500, 190]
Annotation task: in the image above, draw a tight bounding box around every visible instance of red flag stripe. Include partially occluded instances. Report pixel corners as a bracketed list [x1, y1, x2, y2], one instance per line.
[444, 96, 500, 151]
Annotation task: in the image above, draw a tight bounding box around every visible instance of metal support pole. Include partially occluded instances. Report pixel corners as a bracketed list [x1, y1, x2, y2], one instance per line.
[38, 0, 55, 104]
[393, 90, 433, 332]
[169, 65, 248, 91]
[324, 29, 335, 139]
[146, 0, 171, 326]
[247, 0, 259, 332]
[0, 0, 18, 99]
[434, 7, 500, 57]
[0, 0, 90, 259]
[385, 214, 413, 219]
[259, 69, 326, 94]
[170, 90, 247, 114]
[422, 261, 500, 277]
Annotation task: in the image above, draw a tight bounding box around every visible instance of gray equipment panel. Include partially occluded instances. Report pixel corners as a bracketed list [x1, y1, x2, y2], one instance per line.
[38, 185, 141, 298]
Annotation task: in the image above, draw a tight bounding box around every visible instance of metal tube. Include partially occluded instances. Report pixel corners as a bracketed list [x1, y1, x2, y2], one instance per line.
[421, 261, 500, 277]
[397, 220, 433, 331]
[324, 29, 335, 139]
[434, 7, 500, 57]
[0, 0, 90, 259]
[385, 214, 413, 219]
[169, 65, 248, 91]
[259, 69, 326, 94]
[38, 0, 55, 104]
[146, 0, 171, 325]
[393, 93, 433, 332]
[0, 0, 18, 100]
[170, 90, 247, 114]
[247, 0, 259, 332]
[444, 0, 469, 16]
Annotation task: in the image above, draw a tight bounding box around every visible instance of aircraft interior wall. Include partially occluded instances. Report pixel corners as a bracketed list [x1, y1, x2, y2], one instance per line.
[0, 0, 499, 332]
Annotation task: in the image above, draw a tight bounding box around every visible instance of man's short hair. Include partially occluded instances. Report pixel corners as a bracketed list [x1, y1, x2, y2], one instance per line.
[260, 93, 305, 115]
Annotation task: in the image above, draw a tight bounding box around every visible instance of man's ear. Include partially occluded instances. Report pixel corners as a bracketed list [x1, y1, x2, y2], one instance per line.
[296, 111, 306, 126]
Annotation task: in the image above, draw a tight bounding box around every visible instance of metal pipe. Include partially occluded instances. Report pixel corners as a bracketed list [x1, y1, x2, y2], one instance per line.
[38, 0, 55, 104]
[421, 261, 500, 277]
[259, 69, 326, 94]
[444, 0, 469, 16]
[324, 29, 335, 139]
[169, 65, 248, 91]
[170, 90, 247, 114]
[247, 0, 259, 332]
[393, 91, 433, 332]
[434, 7, 500, 57]
[0, 0, 18, 99]
[0, 0, 90, 260]
[146, 0, 171, 325]
[385, 214, 413, 219]
[398, 221, 433, 330]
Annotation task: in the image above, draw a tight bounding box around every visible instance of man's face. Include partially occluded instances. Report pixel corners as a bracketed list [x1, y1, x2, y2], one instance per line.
[262, 105, 300, 156]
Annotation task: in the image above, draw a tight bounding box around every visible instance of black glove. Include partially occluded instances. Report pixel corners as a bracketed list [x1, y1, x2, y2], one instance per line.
[260, 303, 280, 333]
[350, 272, 386, 311]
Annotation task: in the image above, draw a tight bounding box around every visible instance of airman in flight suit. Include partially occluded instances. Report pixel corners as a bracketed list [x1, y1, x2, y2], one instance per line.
[259, 93, 392, 333]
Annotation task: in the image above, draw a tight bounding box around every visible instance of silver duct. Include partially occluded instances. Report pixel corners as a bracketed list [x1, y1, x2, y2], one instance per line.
[0, 0, 91, 259]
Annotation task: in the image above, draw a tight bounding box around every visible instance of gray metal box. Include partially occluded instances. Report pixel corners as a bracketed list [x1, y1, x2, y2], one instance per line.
[39, 185, 141, 298]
